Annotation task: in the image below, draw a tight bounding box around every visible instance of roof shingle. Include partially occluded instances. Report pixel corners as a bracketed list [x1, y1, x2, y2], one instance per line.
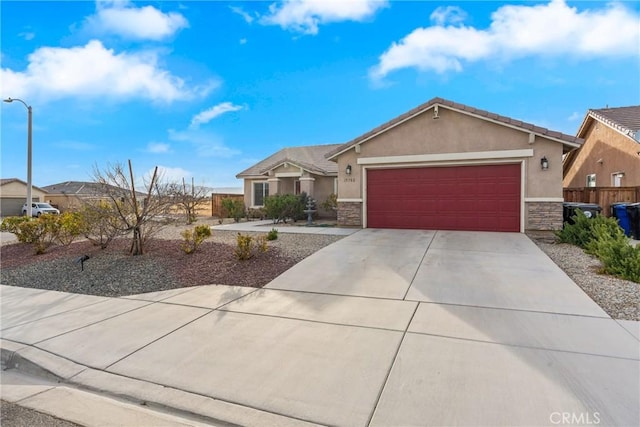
[326, 97, 583, 159]
[236, 144, 342, 178]
[589, 106, 640, 140]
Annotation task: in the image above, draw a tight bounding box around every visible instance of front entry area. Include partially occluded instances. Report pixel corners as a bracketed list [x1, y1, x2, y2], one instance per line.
[366, 163, 521, 231]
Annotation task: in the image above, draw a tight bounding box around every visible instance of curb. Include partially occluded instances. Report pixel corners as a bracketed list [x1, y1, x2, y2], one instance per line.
[1, 340, 320, 427]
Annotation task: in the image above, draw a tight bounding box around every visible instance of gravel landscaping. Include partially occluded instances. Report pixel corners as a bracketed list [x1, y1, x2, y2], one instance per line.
[533, 238, 640, 321]
[0, 218, 343, 298]
[1, 219, 638, 321]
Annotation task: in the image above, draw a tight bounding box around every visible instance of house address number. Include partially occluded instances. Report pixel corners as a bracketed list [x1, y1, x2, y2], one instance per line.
[343, 178, 356, 182]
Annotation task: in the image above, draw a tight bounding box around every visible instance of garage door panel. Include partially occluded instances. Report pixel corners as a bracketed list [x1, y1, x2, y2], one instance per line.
[367, 164, 520, 232]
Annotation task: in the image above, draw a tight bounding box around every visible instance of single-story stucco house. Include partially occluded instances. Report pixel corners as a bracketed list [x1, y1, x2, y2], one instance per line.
[0, 178, 48, 217]
[236, 144, 342, 217]
[41, 181, 148, 212]
[563, 105, 640, 188]
[238, 97, 583, 232]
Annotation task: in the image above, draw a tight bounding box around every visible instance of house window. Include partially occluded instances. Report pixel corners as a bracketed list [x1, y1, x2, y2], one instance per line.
[586, 174, 596, 188]
[611, 172, 624, 187]
[253, 182, 269, 206]
[294, 180, 301, 195]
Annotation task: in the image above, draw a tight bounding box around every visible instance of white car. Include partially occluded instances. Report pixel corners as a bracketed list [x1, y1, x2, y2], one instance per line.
[22, 202, 60, 217]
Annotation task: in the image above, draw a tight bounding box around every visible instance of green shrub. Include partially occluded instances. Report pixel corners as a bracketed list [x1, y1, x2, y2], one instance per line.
[78, 202, 122, 249]
[57, 211, 84, 246]
[321, 193, 337, 211]
[266, 228, 278, 241]
[234, 233, 268, 260]
[555, 210, 619, 249]
[586, 224, 640, 283]
[264, 193, 305, 224]
[1, 216, 32, 242]
[221, 198, 245, 222]
[557, 210, 640, 283]
[247, 207, 266, 220]
[180, 224, 212, 254]
[15, 215, 60, 254]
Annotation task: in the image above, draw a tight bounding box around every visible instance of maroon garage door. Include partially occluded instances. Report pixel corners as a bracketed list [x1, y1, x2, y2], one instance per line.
[366, 164, 521, 231]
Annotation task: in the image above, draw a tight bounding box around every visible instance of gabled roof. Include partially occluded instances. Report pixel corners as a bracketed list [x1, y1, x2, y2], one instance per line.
[563, 105, 640, 177]
[326, 97, 583, 160]
[42, 181, 102, 195]
[577, 106, 640, 142]
[236, 144, 342, 178]
[0, 178, 47, 192]
[42, 181, 146, 198]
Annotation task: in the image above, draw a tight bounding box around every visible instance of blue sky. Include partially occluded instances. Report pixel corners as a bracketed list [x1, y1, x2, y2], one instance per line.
[1, 0, 638, 189]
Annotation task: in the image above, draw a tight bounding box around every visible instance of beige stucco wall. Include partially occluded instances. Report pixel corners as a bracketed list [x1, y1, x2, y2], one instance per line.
[335, 107, 565, 200]
[563, 122, 640, 187]
[243, 174, 336, 216]
[1, 181, 46, 201]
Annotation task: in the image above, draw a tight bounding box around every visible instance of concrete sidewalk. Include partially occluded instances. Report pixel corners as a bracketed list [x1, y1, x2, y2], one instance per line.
[211, 219, 358, 235]
[1, 229, 639, 426]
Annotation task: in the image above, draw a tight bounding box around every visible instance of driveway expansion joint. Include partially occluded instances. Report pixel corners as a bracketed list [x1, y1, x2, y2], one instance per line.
[405, 331, 640, 361]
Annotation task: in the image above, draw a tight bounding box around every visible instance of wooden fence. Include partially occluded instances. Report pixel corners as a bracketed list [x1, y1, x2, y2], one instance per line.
[563, 187, 640, 216]
[211, 193, 244, 217]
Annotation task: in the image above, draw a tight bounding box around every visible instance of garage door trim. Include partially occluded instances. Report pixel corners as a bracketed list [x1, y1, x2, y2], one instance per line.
[357, 148, 534, 165]
[362, 159, 526, 232]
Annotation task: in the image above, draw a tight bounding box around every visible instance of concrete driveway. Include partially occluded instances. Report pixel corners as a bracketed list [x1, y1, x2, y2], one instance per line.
[1, 229, 638, 426]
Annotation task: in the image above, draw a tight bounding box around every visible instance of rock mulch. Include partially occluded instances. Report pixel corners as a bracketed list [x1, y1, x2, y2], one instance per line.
[0, 225, 342, 298]
[1, 218, 638, 320]
[532, 238, 639, 321]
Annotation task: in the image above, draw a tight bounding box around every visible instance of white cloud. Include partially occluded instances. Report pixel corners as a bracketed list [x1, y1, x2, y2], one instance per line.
[146, 142, 171, 153]
[1, 40, 214, 103]
[189, 102, 243, 129]
[370, 0, 640, 80]
[169, 129, 240, 158]
[261, 0, 388, 35]
[239, 38, 248, 45]
[230, 6, 256, 24]
[19, 32, 35, 41]
[85, 0, 188, 40]
[430, 6, 467, 26]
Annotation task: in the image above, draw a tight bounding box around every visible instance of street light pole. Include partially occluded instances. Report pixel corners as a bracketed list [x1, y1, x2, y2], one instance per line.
[3, 97, 33, 217]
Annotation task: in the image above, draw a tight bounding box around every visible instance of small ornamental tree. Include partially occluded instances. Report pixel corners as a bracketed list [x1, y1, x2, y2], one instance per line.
[92, 160, 174, 255]
[170, 177, 210, 224]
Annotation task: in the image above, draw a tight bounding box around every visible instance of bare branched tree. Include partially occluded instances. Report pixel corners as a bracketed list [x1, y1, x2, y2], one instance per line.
[168, 177, 210, 224]
[91, 160, 174, 255]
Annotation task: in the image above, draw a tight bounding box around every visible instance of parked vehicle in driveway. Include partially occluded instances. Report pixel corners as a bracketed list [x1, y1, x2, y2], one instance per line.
[22, 202, 60, 217]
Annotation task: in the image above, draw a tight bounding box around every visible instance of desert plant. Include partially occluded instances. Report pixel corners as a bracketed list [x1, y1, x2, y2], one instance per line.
[234, 233, 268, 260]
[1, 216, 32, 242]
[78, 201, 123, 249]
[168, 177, 210, 224]
[180, 225, 212, 254]
[266, 228, 278, 241]
[321, 193, 338, 211]
[14, 215, 61, 254]
[555, 210, 619, 249]
[586, 223, 640, 283]
[247, 207, 266, 220]
[221, 198, 245, 222]
[57, 211, 84, 246]
[264, 193, 305, 224]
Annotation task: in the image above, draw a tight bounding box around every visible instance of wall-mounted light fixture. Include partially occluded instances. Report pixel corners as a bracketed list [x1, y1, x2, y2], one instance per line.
[433, 105, 440, 119]
[540, 156, 549, 170]
[346, 164, 352, 175]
